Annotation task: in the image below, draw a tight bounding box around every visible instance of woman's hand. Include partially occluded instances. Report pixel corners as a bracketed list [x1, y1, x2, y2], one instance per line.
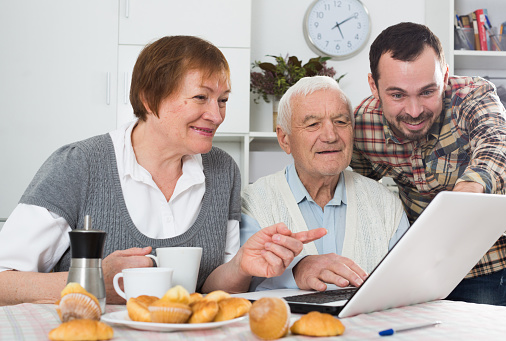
[102, 247, 153, 304]
[236, 223, 327, 278]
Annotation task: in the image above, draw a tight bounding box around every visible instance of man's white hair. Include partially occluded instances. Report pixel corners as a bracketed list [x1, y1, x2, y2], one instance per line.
[277, 76, 354, 134]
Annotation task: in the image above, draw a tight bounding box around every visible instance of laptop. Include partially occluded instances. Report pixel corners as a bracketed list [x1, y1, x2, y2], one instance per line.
[233, 191, 506, 318]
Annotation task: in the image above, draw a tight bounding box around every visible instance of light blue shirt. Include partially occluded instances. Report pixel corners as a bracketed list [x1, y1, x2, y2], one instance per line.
[240, 164, 410, 291]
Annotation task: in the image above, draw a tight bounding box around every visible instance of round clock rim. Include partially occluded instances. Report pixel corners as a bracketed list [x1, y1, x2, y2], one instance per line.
[303, 0, 372, 60]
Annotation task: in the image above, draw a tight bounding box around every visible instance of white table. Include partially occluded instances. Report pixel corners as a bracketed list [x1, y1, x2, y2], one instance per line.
[1, 300, 506, 340]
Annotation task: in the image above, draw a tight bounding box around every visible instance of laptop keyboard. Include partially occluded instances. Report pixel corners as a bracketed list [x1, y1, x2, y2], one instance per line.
[283, 287, 358, 304]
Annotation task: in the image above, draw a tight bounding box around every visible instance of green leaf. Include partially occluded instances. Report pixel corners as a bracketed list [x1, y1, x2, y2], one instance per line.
[258, 62, 276, 72]
[288, 56, 302, 67]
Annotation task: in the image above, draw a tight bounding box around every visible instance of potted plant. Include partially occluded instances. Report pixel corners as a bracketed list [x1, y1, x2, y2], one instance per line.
[250, 54, 345, 130]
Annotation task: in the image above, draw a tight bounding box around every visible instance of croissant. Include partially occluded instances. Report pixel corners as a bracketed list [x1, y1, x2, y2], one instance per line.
[48, 319, 113, 341]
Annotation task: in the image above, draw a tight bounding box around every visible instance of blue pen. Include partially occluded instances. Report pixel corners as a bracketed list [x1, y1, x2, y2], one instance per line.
[455, 14, 462, 27]
[485, 15, 492, 29]
[379, 321, 442, 336]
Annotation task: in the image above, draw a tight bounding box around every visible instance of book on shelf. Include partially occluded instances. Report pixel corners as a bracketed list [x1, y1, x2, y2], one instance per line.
[474, 9, 488, 51]
[482, 9, 491, 50]
[470, 12, 481, 50]
[460, 14, 471, 28]
[456, 9, 503, 51]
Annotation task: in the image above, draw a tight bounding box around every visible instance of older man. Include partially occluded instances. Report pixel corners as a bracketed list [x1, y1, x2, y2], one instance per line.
[240, 76, 410, 291]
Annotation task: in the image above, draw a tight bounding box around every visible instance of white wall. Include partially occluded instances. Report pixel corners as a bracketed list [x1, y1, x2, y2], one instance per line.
[250, 0, 426, 132]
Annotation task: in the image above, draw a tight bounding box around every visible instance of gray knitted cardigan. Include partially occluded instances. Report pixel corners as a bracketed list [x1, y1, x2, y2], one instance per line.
[20, 134, 241, 292]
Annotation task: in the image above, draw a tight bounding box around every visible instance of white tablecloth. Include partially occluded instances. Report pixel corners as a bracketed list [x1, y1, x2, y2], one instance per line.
[1, 300, 506, 340]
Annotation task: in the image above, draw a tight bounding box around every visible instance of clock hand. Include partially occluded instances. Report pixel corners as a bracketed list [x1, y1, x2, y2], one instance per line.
[337, 15, 357, 26]
[331, 21, 345, 39]
[331, 14, 357, 39]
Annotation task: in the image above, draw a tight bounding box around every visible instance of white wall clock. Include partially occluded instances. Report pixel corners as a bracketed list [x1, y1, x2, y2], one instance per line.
[303, 0, 371, 60]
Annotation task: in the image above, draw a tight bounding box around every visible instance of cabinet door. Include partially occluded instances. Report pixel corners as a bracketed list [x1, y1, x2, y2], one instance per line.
[0, 1, 119, 219]
[117, 45, 143, 128]
[218, 48, 250, 133]
[116, 46, 250, 133]
[119, 0, 251, 48]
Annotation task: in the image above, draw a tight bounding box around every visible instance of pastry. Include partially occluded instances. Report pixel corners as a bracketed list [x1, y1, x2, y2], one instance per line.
[56, 283, 101, 322]
[189, 292, 204, 306]
[290, 311, 345, 336]
[188, 300, 219, 323]
[203, 290, 231, 302]
[213, 297, 251, 322]
[148, 299, 192, 323]
[48, 319, 113, 341]
[161, 285, 191, 305]
[249, 297, 290, 340]
[126, 295, 158, 322]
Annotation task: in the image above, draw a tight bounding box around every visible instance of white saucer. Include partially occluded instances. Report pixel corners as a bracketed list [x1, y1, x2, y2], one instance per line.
[101, 310, 247, 332]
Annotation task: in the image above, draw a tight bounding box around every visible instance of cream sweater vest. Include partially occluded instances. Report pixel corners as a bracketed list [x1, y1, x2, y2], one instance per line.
[242, 169, 404, 273]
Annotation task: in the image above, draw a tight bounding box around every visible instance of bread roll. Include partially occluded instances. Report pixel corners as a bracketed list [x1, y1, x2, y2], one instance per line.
[249, 297, 290, 340]
[213, 297, 251, 322]
[189, 300, 219, 323]
[126, 295, 158, 322]
[203, 290, 231, 302]
[189, 292, 204, 306]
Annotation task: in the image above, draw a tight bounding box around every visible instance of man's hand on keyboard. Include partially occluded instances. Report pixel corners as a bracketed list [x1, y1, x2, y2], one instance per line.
[292, 254, 368, 291]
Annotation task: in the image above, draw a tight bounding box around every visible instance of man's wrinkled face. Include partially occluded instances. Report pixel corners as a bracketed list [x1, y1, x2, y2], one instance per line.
[278, 88, 353, 182]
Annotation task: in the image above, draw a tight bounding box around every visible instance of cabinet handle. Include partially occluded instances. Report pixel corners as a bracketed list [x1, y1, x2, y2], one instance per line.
[106, 72, 111, 105]
[125, 0, 130, 18]
[124, 72, 129, 104]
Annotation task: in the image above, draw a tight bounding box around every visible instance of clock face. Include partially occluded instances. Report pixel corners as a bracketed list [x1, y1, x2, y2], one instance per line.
[304, 0, 371, 60]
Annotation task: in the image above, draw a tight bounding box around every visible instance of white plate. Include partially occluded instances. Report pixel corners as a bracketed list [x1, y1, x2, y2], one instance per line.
[101, 310, 247, 332]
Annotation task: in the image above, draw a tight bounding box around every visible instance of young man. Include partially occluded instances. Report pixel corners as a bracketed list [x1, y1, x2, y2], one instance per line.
[241, 76, 410, 292]
[351, 22, 506, 305]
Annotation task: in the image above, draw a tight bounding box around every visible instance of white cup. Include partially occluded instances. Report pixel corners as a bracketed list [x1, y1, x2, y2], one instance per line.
[147, 247, 202, 293]
[113, 267, 173, 301]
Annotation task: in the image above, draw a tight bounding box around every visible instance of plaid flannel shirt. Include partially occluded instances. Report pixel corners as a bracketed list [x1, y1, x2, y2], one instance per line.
[351, 76, 506, 278]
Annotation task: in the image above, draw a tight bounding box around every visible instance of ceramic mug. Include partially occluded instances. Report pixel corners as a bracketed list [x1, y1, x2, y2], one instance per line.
[113, 267, 173, 301]
[147, 247, 202, 293]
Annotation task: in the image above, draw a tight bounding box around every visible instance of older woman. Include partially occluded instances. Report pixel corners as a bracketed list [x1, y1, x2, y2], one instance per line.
[0, 36, 325, 305]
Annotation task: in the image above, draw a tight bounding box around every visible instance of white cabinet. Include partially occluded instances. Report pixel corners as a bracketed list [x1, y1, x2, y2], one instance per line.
[0, 0, 252, 220]
[116, 45, 143, 127]
[0, 1, 119, 219]
[118, 0, 251, 48]
[116, 0, 252, 134]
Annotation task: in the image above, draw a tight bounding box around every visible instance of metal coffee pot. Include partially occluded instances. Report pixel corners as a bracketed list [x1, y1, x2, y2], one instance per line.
[67, 215, 107, 313]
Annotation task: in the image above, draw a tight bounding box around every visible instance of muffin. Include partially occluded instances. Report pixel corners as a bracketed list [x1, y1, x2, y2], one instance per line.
[56, 283, 101, 322]
[214, 297, 252, 322]
[291, 311, 345, 336]
[126, 295, 159, 322]
[148, 299, 192, 323]
[48, 319, 113, 341]
[249, 297, 291, 340]
[189, 300, 219, 323]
